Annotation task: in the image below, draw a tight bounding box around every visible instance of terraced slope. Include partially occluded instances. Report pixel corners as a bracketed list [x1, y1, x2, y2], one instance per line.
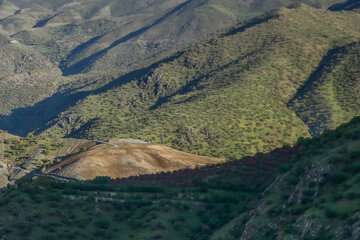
[0, 140, 298, 240]
[28, 4, 360, 159]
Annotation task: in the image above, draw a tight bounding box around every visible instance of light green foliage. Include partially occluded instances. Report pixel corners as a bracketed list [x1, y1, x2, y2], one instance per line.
[42, 5, 360, 159]
[4, 134, 38, 160]
[0, 1, 358, 160]
[3, 133, 65, 167]
[289, 41, 360, 136]
[0, 0, 344, 116]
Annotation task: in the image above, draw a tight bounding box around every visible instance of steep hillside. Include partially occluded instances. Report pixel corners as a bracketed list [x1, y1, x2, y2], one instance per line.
[0, 0, 340, 119]
[222, 117, 360, 240]
[20, 4, 359, 159]
[0, 117, 358, 240]
[0, 38, 64, 115]
[60, 0, 342, 75]
[289, 41, 360, 136]
[0, 0, 341, 76]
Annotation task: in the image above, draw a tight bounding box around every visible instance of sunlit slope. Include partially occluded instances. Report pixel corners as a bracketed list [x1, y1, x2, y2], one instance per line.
[45, 141, 224, 180]
[3, 0, 341, 75]
[60, 0, 343, 75]
[0, 0, 345, 116]
[41, 4, 360, 159]
[289, 41, 360, 136]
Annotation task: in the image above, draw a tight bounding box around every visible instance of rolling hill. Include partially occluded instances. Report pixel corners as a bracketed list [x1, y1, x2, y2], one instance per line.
[0, 0, 342, 118]
[4, 4, 356, 160]
[0, 2, 358, 239]
[44, 140, 224, 180]
[58, 0, 343, 75]
[0, 0, 342, 75]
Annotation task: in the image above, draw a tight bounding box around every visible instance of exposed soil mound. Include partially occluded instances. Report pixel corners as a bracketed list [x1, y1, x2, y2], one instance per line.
[46, 141, 224, 180]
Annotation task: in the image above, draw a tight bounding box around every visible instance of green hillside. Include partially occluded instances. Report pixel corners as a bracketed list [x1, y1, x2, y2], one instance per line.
[0, 34, 65, 115]
[222, 117, 360, 239]
[289, 41, 360, 136]
[24, 4, 359, 160]
[0, 2, 358, 239]
[0, 0, 340, 117]
[0, 1, 358, 160]
[0, 117, 358, 240]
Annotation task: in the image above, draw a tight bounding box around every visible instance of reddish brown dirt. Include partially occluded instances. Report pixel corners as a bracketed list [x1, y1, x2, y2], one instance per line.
[111, 146, 299, 187]
[46, 142, 224, 180]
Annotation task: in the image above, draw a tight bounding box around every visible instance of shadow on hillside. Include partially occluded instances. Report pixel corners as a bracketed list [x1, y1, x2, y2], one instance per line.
[0, 53, 182, 136]
[33, 12, 62, 28]
[287, 41, 359, 136]
[112, 145, 298, 187]
[149, 50, 259, 110]
[62, 0, 193, 75]
[328, 0, 360, 11]
[223, 13, 279, 37]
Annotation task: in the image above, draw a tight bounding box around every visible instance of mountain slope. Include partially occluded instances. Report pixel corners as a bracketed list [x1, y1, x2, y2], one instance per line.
[22, 4, 359, 159]
[0, 0, 340, 118]
[0, 0, 341, 76]
[0, 2, 358, 160]
[0, 33, 64, 115]
[0, 117, 358, 240]
[60, 0, 343, 75]
[289, 41, 360, 136]
[222, 117, 360, 240]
